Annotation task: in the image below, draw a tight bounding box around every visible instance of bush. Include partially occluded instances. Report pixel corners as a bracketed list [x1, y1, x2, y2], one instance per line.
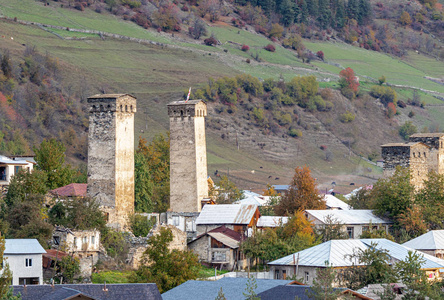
[264, 44, 276, 52]
[408, 110, 415, 118]
[399, 121, 417, 140]
[370, 85, 397, 106]
[204, 37, 218, 46]
[316, 51, 324, 61]
[313, 95, 326, 111]
[241, 44, 250, 52]
[129, 214, 155, 237]
[282, 35, 305, 51]
[288, 128, 303, 137]
[101, 228, 129, 261]
[339, 111, 356, 123]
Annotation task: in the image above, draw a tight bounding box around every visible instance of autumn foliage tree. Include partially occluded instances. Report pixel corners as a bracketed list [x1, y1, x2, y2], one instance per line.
[339, 67, 359, 99]
[275, 166, 325, 216]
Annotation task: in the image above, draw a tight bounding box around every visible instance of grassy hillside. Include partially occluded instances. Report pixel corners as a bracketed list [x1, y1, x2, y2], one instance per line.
[1, 0, 444, 191]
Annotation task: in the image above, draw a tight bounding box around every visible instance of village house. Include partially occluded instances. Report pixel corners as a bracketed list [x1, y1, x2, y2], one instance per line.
[4, 239, 45, 285]
[268, 239, 444, 285]
[49, 183, 88, 199]
[323, 194, 350, 210]
[403, 230, 444, 259]
[305, 209, 392, 239]
[256, 216, 289, 230]
[188, 226, 245, 270]
[0, 155, 35, 186]
[195, 204, 261, 237]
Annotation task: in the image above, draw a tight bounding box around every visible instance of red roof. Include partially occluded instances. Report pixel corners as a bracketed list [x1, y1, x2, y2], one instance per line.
[50, 183, 87, 197]
[43, 249, 69, 260]
[208, 226, 242, 242]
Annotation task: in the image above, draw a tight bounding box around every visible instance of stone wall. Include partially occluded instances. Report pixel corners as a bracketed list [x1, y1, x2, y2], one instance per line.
[168, 100, 208, 213]
[87, 94, 136, 230]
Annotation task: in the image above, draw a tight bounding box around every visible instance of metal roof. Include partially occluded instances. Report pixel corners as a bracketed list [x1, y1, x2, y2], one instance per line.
[268, 239, 444, 269]
[195, 204, 258, 225]
[208, 232, 239, 249]
[306, 209, 391, 225]
[272, 185, 290, 191]
[324, 195, 351, 210]
[403, 230, 444, 250]
[5, 239, 45, 255]
[257, 216, 289, 228]
[0, 155, 28, 165]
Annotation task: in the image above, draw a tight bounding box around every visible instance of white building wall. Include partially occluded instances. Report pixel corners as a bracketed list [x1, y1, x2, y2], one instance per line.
[5, 254, 43, 285]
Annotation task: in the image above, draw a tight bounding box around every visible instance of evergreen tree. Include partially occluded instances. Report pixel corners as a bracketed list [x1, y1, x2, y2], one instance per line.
[347, 0, 359, 21]
[317, 0, 331, 28]
[307, 0, 318, 16]
[280, 0, 295, 26]
[299, 0, 309, 23]
[335, 0, 346, 28]
[358, 0, 372, 25]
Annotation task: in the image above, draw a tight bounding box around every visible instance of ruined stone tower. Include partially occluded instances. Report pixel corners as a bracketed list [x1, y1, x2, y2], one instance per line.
[381, 133, 444, 189]
[168, 100, 208, 212]
[87, 94, 136, 230]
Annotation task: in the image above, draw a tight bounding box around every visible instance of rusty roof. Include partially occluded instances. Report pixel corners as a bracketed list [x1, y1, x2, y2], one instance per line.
[195, 204, 258, 225]
[49, 183, 87, 197]
[43, 249, 69, 261]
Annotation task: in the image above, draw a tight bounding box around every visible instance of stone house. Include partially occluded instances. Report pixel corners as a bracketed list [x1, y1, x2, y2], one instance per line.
[188, 226, 245, 270]
[195, 204, 261, 237]
[51, 226, 100, 276]
[4, 239, 45, 285]
[403, 230, 444, 259]
[305, 209, 392, 239]
[382, 133, 444, 189]
[268, 239, 444, 285]
[0, 155, 35, 186]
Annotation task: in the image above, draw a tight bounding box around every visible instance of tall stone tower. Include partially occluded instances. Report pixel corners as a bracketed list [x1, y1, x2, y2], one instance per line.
[168, 100, 208, 213]
[87, 94, 136, 230]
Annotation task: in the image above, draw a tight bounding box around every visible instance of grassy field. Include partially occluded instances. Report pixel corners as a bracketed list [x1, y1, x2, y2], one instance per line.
[91, 270, 134, 284]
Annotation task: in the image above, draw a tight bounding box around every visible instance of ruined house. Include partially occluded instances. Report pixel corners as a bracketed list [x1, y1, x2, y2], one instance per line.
[382, 133, 444, 189]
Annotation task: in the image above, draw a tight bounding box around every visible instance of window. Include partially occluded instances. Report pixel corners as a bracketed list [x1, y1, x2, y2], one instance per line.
[91, 236, 95, 245]
[73, 237, 77, 249]
[53, 236, 60, 245]
[211, 251, 226, 262]
[172, 216, 179, 226]
[25, 258, 32, 267]
[83, 236, 88, 244]
[362, 226, 369, 232]
[14, 166, 20, 174]
[305, 271, 309, 282]
[275, 270, 280, 280]
[347, 227, 354, 239]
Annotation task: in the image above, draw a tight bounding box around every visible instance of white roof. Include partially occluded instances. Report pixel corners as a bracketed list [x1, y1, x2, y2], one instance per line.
[4, 239, 45, 255]
[269, 239, 444, 269]
[196, 204, 258, 225]
[236, 195, 270, 206]
[306, 209, 391, 225]
[0, 155, 28, 165]
[403, 230, 444, 250]
[324, 194, 351, 210]
[257, 216, 289, 227]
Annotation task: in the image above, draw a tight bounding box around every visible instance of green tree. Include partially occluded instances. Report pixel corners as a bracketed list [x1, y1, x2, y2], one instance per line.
[275, 166, 325, 216]
[131, 227, 200, 293]
[0, 235, 20, 300]
[33, 138, 73, 190]
[399, 121, 417, 140]
[215, 287, 227, 300]
[57, 256, 80, 283]
[136, 134, 170, 212]
[370, 167, 415, 223]
[129, 214, 155, 237]
[48, 197, 106, 231]
[315, 215, 348, 242]
[5, 169, 48, 206]
[306, 263, 341, 300]
[215, 175, 244, 204]
[0, 50, 13, 79]
[416, 171, 444, 229]
[243, 277, 260, 300]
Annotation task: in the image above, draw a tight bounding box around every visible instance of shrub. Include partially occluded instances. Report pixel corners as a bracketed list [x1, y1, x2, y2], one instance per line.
[399, 121, 417, 140]
[340, 111, 356, 123]
[320, 145, 327, 150]
[313, 95, 326, 111]
[282, 35, 305, 51]
[288, 128, 303, 137]
[387, 102, 396, 118]
[316, 51, 324, 61]
[204, 37, 218, 46]
[278, 113, 292, 125]
[129, 214, 155, 237]
[264, 44, 276, 52]
[241, 44, 250, 52]
[236, 74, 263, 96]
[325, 101, 334, 111]
[408, 110, 415, 118]
[268, 23, 284, 39]
[370, 85, 397, 106]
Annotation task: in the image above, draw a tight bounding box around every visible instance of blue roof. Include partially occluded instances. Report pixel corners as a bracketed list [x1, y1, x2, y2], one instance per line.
[268, 239, 444, 270]
[162, 277, 292, 300]
[5, 239, 45, 255]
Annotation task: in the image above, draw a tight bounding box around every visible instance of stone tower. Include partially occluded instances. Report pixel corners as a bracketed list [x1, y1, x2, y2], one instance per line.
[168, 100, 208, 213]
[87, 94, 136, 230]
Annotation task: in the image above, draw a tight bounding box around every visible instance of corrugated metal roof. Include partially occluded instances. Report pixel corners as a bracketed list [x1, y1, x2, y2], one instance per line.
[403, 230, 444, 250]
[269, 239, 444, 270]
[324, 195, 350, 210]
[257, 216, 289, 228]
[196, 204, 258, 225]
[208, 232, 239, 249]
[5, 239, 45, 254]
[306, 209, 392, 225]
[361, 239, 444, 269]
[268, 240, 366, 267]
[0, 155, 28, 165]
